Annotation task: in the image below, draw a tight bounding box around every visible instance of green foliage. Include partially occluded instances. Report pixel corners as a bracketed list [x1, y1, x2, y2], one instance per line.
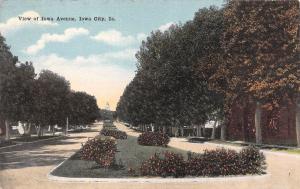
[67, 91, 100, 126]
[117, 7, 225, 129]
[140, 146, 266, 177]
[0, 33, 100, 136]
[0, 34, 19, 121]
[239, 146, 266, 174]
[33, 70, 70, 127]
[80, 138, 117, 168]
[213, 0, 300, 110]
[100, 109, 115, 121]
[100, 129, 127, 139]
[137, 132, 170, 147]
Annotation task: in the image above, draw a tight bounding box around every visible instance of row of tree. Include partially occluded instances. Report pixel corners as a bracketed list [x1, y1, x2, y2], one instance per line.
[0, 34, 100, 140]
[116, 1, 300, 145]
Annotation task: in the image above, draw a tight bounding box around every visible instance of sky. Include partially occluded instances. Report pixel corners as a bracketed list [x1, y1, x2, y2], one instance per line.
[0, 0, 223, 110]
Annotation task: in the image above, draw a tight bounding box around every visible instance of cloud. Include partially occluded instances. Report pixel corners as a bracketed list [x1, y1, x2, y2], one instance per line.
[0, 11, 57, 35]
[25, 27, 89, 54]
[137, 33, 147, 41]
[91, 29, 146, 46]
[31, 49, 137, 109]
[158, 22, 175, 32]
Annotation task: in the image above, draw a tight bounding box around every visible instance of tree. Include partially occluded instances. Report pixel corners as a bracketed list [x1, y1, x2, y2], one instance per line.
[0, 34, 19, 140]
[117, 7, 225, 136]
[68, 91, 99, 127]
[12, 62, 36, 136]
[216, 0, 300, 144]
[296, 97, 300, 147]
[33, 70, 71, 136]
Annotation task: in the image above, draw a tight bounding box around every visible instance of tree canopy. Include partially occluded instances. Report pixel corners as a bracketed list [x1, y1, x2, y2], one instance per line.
[0, 33, 100, 138]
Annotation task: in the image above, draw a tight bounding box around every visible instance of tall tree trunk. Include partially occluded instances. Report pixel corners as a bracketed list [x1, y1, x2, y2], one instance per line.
[5, 120, 10, 140]
[37, 125, 42, 137]
[163, 126, 166, 134]
[65, 117, 69, 136]
[255, 102, 262, 145]
[197, 125, 202, 137]
[296, 98, 300, 147]
[241, 105, 246, 142]
[174, 127, 178, 137]
[202, 125, 206, 137]
[220, 122, 226, 140]
[211, 121, 217, 139]
[52, 125, 55, 136]
[151, 124, 155, 132]
[22, 122, 32, 137]
[0, 116, 6, 136]
[180, 127, 184, 137]
[24, 123, 31, 135]
[41, 127, 44, 137]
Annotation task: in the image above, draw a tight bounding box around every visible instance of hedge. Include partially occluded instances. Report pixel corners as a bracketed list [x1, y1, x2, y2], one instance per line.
[140, 146, 266, 177]
[137, 132, 170, 146]
[80, 138, 117, 168]
[100, 129, 127, 139]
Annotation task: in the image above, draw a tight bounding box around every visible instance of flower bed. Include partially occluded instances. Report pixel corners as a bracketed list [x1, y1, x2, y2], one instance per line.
[80, 138, 117, 168]
[137, 132, 170, 147]
[100, 129, 127, 139]
[140, 146, 266, 177]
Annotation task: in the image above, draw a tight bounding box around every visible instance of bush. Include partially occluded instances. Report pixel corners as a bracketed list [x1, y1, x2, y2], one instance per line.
[197, 148, 241, 176]
[80, 138, 117, 168]
[162, 152, 186, 177]
[100, 129, 127, 139]
[140, 147, 266, 177]
[137, 132, 170, 146]
[239, 146, 266, 174]
[140, 152, 186, 177]
[185, 155, 205, 176]
[140, 153, 164, 176]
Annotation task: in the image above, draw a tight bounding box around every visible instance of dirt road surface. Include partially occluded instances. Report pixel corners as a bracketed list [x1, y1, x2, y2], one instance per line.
[0, 122, 299, 189]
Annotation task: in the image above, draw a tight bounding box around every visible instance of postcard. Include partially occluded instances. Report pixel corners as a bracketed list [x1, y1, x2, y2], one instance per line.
[0, 0, 299, 189]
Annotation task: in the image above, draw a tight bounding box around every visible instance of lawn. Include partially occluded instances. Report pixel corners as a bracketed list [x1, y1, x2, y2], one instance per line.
[271, 148, 300, 155]
[208, 139, 300, 154]
[51, 134, 189, 178]
[0, 135, 63, 148]
[0, 140, 17, 148]
[13, 135, 62, 142]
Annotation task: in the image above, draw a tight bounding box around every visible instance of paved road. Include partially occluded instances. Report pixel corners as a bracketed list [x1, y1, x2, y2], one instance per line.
[0, 122, 299, 189]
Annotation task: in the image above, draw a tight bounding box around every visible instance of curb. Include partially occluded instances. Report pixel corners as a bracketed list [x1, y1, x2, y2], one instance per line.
[14, 135, 66, 144]
[261, 150, 300, 159]
[48, 151, 270, 183]
[0, 135, 66, 150]
[48, 173, 270, 183]
[0, 143, 21, 150]
[203, 141, 300, 159]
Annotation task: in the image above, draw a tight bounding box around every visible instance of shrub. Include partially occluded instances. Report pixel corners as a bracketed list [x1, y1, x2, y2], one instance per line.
[140, 153, 165, 176]
[128, 167, 137, 176]
[162, 152, 186, 177]
[185, 155, 205, 176]
[100, 129, 127, 139]
[140, 152, 186, 177]
[140, 147, 266, 177]
[200, 148, 241, 176]
[80, 138, 117, 168]
[137, 132, 170, 146]
[239, 146, 266, 174]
